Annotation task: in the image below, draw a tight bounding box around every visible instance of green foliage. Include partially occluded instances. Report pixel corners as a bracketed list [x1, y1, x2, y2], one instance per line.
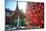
[9, 17, 26, 27]
[21, 18, 25, 26]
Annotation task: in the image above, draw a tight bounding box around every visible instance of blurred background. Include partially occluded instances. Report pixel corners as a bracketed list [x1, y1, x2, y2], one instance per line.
[5, 0, 44, 31]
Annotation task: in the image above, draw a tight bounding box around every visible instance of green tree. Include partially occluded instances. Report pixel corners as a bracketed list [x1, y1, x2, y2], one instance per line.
[21, 18, 25, 26]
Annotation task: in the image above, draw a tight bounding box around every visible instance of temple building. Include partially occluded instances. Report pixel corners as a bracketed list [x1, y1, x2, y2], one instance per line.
[5, 8, 14, 24]
[11, 2, 25, 21]
[5, 1, 25, 25]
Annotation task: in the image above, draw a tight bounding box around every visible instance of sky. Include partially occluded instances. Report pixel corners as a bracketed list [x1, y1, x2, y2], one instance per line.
[5, 0, 27, 13]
